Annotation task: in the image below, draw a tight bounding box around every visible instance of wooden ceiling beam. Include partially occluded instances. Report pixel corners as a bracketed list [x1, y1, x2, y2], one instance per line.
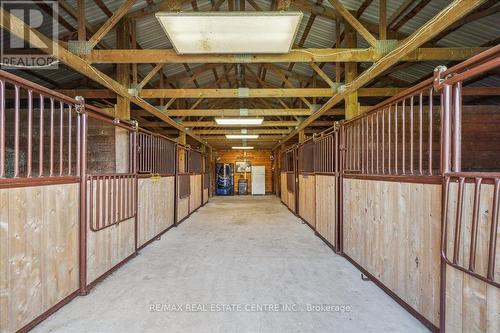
[52, 86, 500, 99]
[83, 47, 486, 64]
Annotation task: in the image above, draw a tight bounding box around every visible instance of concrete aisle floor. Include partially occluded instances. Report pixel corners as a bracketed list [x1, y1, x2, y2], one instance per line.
[34, 196, 428, 333]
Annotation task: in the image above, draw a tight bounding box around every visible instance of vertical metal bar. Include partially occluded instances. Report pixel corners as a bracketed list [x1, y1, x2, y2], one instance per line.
[469, 177, 482, 272]
[59, 102, 64, 176]
[429, 88, 433, 175]
[76, 109, 80, 176]
[402, 99, 406, 175]
[14, 85, 20, 177]
[441, 85, 452, 174]
[78, 106, 88, 295]
[388, 105, 391, 174]
[96, 176, 100, 230]
[362, 120, 365, 172]
[382, 108, 385, 174]
[410, 95, 414, 175]
[452, 82, 462, 172]
[419, 92, 424, 175]
[0, 80, 4, 178]
[394, 103, 398, 174]
[453, 177, 465, 264]
[89, 176, 94, 230]
[107, 175, 112, 226]
[68, 105, 72, 175]
[376, 111, 379, 174]
[365, 117, 368, 173]
[27, 90, 33, 177]
[371, 114, 374, 174]
[50, 98, 54, 176]
[487, 178, 500, 281]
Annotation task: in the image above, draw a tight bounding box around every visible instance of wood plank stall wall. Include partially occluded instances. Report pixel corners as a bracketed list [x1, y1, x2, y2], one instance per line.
[444, 182, 500, 333]
[203, 188, 209, 204]
[0, 184, 79, 333]
[315, 175, 337, 248]
[343, 179, 441, 327]
[298, 174, 315, 228]
[190, 174, 202, 213]
[137, 176, 175, 248]
[280, 172, 288, 206]
[86, 216, 135, 284]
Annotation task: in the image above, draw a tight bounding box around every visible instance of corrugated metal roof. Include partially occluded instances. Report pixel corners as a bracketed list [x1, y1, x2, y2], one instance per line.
[5, 0, 499, 95]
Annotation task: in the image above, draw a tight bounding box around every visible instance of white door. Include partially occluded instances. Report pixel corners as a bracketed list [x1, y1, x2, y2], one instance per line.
[251, 166, 265, 195]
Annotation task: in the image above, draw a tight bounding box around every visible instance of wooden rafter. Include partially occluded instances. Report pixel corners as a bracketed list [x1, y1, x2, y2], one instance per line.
[88, 0, 136, 49]
[329, 0, 377, 47]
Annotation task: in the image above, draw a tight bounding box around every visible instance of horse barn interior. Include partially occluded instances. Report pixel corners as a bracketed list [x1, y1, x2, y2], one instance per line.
[0, 0, 499, 332]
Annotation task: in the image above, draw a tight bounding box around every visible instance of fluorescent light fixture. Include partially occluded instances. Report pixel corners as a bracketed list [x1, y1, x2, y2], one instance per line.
[155, 12, 303, 54]
[232, 146, 254, 150]
[225, 134, 259, 139]
[215, 118, 264, 125]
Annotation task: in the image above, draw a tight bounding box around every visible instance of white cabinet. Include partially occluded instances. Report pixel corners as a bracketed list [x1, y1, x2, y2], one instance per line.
[251, 166, 265, 195]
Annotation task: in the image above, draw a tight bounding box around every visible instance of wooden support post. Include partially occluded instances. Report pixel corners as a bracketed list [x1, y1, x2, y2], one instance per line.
[116, 19, 130, 120]
[115, 19, 131, 172]
[77, 0, 86, 41]
[345, 25, 358, 120]
[298, 130, 306, 144]
[335, 18, 341, 83]
[379, 0, 387, 40]
[178, 132, 186, 173]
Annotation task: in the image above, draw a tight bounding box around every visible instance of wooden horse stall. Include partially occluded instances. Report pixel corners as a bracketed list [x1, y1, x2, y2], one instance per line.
[0, 71, 81, 332]
[136, 130, 176, 249]
[313, 126, 340, 251]
[84, 106, 137, 287]
[297, 140, 315, 228]
[341, 73, 442, 330]
[280, 148, 296, 213]
[188, 150, 203, 213]
[439, 48, 500, 333]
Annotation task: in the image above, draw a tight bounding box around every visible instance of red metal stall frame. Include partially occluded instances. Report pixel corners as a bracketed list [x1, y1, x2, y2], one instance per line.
[435, 45, 500, 333]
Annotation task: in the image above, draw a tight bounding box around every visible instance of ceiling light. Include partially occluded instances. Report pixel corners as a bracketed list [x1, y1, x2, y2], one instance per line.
[232, 146, 254, 150]
[215, 118, 264, 125]
[225, 134, 259, 139]
[155, 12, 303, 54]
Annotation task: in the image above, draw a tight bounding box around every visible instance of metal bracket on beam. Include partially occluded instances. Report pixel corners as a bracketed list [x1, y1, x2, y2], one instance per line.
[128, 87, 139, 97]
[375, 39, 398, 54]
[239, 108, 249, 116]
[238, 87, 250, 98]
[234, 54, 252, 63]
[68, 41, 92, 55]
[309, 104, 321, 113]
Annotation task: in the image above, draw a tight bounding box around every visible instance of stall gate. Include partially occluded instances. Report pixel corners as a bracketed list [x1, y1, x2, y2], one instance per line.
[280, 147, 296, 213]
[176, 144, 204, 223]
[297, 139, 315, 228]
[0, 70, 208, 333]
